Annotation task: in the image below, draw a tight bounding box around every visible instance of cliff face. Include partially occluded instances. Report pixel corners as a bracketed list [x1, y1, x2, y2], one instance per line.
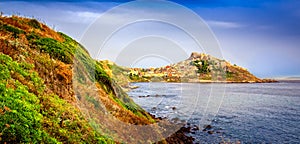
[0, 16, 155, 143]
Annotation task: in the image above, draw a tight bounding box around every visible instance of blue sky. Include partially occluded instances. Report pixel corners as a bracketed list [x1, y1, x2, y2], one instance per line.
[1, 0, 299, 78]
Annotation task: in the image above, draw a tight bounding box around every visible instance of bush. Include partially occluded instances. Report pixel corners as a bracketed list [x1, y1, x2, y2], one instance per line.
[26, 32, 40, 41]
[226, 71, 234, 78]
[0, 24, 25, 38]
[0, 83, 43, 142]
[0, 54, 44, 143]
[41, 94, 112, 143]
[27, 19, 41, 29]
[34, 38, 74, 64]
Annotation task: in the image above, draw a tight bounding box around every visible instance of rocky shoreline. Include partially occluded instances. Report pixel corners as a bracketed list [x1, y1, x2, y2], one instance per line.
[137, 113, 196, 144]
[163, 126, 195, 144]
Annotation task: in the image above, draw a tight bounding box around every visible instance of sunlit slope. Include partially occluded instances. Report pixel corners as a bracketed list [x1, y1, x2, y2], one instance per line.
[0, 15, 156, 143]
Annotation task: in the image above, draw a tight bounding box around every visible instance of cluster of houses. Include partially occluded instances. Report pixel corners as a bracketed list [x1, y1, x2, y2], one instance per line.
[129, 65, 182, 79]
[127, 53, 231, 82]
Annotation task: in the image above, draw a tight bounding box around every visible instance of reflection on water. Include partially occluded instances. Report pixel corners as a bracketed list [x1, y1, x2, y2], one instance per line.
[127, 82, 300, 143]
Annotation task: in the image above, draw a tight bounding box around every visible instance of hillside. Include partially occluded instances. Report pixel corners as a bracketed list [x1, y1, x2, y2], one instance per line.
[0, 15, 195, 143]
[103, 52, 276, 84]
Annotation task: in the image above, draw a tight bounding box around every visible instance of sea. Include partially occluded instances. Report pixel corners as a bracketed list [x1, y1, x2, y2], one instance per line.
[127, 81, 300, 143]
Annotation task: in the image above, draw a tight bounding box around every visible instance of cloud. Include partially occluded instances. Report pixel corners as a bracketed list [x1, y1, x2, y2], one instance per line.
[66, 11, 101, 24]
[206, 20, 245, 29]
[75, 11, 100, 18]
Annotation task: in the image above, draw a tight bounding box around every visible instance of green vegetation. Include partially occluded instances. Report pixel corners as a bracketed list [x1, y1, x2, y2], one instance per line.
[129, 73, 140, 80]
[0, 16, 155, 143]
[226, 71, 234, 78]
[30, 30, 113, 92]
[191, 60, 210, 74]
[0, 54, 44, 143]
[32, 27, 149, 120]
[27, 19, 41, 29]
[41, 94, 114, 143]
[0, 54, 113, 143]
[96, 61, 148, 112]
[0, 24, 25, 38]
[34, 34, 74, 64]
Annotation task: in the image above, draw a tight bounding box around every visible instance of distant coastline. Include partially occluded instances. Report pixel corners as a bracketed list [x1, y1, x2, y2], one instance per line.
[100, 52, 277, 86]
[276, 79, 300, 83]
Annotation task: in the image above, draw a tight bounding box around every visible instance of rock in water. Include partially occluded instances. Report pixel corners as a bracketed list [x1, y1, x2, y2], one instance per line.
[203, 124, 212, 131]
[207, 131, 214, 134]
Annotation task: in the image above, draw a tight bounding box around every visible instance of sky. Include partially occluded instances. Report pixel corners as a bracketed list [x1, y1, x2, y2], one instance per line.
[1, 0, 299, 78]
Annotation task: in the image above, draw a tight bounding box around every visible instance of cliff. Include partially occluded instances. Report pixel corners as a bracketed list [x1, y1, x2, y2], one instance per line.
[0, 15, 166, 143]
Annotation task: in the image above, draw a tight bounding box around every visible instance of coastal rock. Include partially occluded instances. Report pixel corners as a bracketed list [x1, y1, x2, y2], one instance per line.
[189, 52, 202, 59]
[191, 125, 199, 131]
[171, 117, 180, 123]
[203, 124, 212, 131]
[151, 107, 157, 111]
[162, 126, 194, 144]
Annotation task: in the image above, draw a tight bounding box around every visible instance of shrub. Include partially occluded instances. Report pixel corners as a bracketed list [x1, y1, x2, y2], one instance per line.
[0, 24, 25, 38]
[27, 19, 41, 29]
[34, 38, 74, 64]
[26, 31, 40, 41]
[226, 71, 234, 78]
[0, 54, 44, 143]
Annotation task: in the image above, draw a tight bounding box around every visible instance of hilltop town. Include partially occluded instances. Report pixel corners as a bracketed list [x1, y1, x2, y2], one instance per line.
[101, 52, 276, 85]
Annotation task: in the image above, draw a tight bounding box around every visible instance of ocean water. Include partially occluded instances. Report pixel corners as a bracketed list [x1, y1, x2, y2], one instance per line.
[127, 82, 300, 143]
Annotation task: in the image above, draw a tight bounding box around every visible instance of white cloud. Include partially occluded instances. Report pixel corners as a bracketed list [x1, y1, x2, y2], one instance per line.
[75, 11, 101, 19]
[206, 20, 245, 29]
[66, 11, 101, 24]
